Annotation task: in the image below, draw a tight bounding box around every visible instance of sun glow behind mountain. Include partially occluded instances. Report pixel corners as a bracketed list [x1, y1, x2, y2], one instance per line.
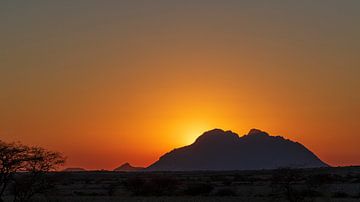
[1, 1, 360, 170]
[176, 121, 215, 145]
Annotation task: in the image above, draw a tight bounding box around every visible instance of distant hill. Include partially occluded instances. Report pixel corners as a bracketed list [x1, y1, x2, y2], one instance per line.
[146, 129, 328, 171]
[114, 163, 144, 172]
[63, 167, 87, 172]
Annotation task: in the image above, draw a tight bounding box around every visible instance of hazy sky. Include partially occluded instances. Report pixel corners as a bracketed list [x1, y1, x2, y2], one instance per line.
[1, 1, 359, 169]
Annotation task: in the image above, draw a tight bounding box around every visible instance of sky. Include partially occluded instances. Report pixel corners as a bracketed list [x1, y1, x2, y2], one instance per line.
[1, 1, 359, 170]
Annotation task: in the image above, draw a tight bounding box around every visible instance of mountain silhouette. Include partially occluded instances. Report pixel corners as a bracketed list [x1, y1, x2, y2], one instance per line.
[63, 167, 87, 172]
[146, 129, 328, 171]
[114, 163, 144, 172]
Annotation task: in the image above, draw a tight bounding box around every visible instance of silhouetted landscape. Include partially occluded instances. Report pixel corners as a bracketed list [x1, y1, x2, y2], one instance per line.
[2, 0, 360, 201]
[147, 129, 328, 171]
[1, 129, 360, 201]
[114, 163, 144, 172]
[63, 168, 87, 172]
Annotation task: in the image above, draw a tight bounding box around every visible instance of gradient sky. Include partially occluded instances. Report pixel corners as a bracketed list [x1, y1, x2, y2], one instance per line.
[1, 1, 359, 170]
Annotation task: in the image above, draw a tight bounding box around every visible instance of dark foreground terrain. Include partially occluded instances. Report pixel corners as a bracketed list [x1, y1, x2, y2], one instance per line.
[4, 167, 360, 202]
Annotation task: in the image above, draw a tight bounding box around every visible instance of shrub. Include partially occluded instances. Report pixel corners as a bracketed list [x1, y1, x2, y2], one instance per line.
[301, 189, 323, 198]
[184, 183, 213, 196]
[214, 188, 237, 196]
[332, 191, 349, 198]
[222, 179, 233, 186]
[306, 174, 332, 188]
[355, 191, 360, 198]
[123, 177, 146, 196]
[123, 176, 179, 196]
[270, 168, 304, 202]
[147, 176, 179, 196]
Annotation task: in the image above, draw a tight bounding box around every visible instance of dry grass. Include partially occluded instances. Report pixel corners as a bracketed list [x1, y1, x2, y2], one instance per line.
[3, 166, 360, 201]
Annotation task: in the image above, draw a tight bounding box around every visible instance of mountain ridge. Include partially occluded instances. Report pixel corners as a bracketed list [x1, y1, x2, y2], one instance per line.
[114, 162, 144, 172]
[146, 128, 328, 171]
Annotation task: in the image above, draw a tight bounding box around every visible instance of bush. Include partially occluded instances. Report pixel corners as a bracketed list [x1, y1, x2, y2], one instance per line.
[306, 174, 333, 188]
[355, 191, 360, 198]
[214, 188, 237, 196]
[124, 176, 179, 196]
[270, 168, 305, 202]
[222, 179, 233, 186]
[303, 189, 323, 197]
[106, 183, 119, 196]
[123, 177, 146, 196]
[147, 176, 179, 196]
[332, 191, 349, 198]
[184, 183, 213, 196]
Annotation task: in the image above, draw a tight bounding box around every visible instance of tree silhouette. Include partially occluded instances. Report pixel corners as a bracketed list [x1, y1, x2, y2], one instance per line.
[271, 168, 304, 202]
[0, 140, 65, 202]
[0, 141, 29, 201]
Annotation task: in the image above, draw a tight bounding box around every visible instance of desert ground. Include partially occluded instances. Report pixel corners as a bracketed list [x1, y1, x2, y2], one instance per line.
[4, 166, 360, 202]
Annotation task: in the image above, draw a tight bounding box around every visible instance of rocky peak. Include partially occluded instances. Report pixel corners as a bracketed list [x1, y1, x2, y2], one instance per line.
[247, 128, 270, 137]
[194, 129, 239, 144]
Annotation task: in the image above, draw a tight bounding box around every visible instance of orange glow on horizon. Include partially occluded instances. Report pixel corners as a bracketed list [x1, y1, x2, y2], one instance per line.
[1, 1, 359, 170]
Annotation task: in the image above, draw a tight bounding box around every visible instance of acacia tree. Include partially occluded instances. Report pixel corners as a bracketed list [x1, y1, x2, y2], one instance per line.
[271, 168, 304, 202]
[0, 141, 29, 201]
[12, 147, 65, 202]
[0, 140, 65, 202]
